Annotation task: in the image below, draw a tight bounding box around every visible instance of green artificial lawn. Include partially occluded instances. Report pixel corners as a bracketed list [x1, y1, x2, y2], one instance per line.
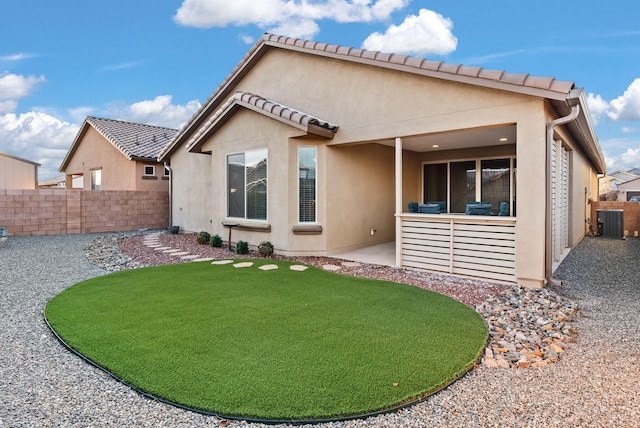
[45, 260, 487, 421]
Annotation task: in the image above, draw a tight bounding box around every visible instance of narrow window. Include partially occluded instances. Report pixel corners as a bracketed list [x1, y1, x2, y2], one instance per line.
[144, 165, 155, 176]
[90, 169, 102, 190]
[450, 161, 476, 213]
[299, 146, 317, 222]
[423, 163, 447, 211]
[481, 158, 511, 215]
[164, 166, 170, 177]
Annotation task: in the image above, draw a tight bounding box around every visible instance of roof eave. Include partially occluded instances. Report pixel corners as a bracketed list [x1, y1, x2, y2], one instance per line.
[59, 119, 91, 172]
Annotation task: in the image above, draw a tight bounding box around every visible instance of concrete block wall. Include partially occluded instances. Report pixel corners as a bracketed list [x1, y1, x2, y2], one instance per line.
[590, 201, 640, 238]
[0, 189, 169, 236]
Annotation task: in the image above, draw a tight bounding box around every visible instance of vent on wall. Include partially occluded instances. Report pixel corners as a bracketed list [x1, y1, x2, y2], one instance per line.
[596, 209, 624, 239]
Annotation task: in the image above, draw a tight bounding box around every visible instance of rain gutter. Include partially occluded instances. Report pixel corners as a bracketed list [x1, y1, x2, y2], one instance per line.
[545, 102, 580, 286]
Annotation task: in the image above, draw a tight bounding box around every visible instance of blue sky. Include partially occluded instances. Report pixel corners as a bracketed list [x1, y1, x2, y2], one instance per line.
[1, 0, 639, 180]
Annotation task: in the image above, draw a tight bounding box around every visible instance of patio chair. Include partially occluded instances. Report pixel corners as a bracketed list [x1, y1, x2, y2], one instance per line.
[498, 201, 509, 216]
[426, 201, 447, 213]
[465, 202, 492, 215]
[418, 203, 441, 214]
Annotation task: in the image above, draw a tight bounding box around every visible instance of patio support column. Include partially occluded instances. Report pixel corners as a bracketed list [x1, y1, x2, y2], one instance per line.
[395, 137, 403, 267]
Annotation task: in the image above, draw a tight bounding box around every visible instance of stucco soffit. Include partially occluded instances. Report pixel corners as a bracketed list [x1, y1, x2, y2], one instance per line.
[186, 91, 338, 153]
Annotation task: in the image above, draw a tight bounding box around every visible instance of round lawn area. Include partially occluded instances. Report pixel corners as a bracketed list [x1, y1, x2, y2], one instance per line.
[45, 260, 487, 422]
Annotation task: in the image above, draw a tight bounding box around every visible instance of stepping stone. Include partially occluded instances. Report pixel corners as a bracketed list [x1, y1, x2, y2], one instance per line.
[162, 249, 181, 254]
[169, 251, 190, 257]
[290, 265, 309, 272]
[322, 264, 341, 272]
[233, 262, 254, 268]
[154, 246, 172, 251]
[342, 261, 361, 268]
[181, 254, 200, 260]
[192, 257, 214, 262]
[259, 264, 279, 271]
[211, 260, 234, 265]
[144, 243, 162, 247]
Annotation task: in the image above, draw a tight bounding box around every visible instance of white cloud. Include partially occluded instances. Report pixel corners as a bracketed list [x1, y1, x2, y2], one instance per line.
[586, 92, 609, 125]
[269, 18, 320, 40]
[361, 8, 457, 56]
[0, 53, 37, 62]
[608, 78, 640, 122]
[0, 72, 46, 112]
[113, 95, 201, 129]
[238, 33, 256, 45]
[617, 147, 640, 170]
[0, 112, 80, 179]
[174, 0, 409, 38]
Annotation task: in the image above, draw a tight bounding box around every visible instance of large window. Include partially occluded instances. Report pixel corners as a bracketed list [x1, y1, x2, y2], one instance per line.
[423, 158, 516, 215]
[90, 168, 101, 190]
[227, 149, 267, 220]
[299, 146, 317, 222]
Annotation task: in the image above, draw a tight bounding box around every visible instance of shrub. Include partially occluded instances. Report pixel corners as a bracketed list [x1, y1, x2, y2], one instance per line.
[210, 234, 223, 247]
[258, 241, 274, 257]
[236, 240, 249, 255]
[196, 231, 211, 245]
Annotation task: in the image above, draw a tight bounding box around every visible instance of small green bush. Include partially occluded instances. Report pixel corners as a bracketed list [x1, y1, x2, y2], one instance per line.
[196, 231, 211, 245]
[258, 241, 274, 257]
[236, 240, 249, 255]
[210, 234, 223, 247]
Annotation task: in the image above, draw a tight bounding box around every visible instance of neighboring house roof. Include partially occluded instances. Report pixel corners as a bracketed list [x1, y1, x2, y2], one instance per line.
[186, 91, 339, 153]
[38, 174, 66, 188]
[0, 151, 41, 166]
[608, 170, 638, 182]
[59, 116, 178, 172]
[618, 176, 640, 190]
[626, 167, 640, 175]
[159, 33, 605, 173]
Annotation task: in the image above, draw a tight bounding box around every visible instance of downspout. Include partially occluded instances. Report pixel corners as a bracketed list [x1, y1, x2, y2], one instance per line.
[164, 162, 172, 227]
[545, 103, 580, 286]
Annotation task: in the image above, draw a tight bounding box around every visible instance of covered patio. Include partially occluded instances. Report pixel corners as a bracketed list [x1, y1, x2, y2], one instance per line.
[383, 124, 518, 283]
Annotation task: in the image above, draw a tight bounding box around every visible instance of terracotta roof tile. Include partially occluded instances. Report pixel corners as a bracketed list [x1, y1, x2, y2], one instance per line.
[261, 33, 574, 95]
[185, 91, 338, 153]
[500, 72, 530, 86]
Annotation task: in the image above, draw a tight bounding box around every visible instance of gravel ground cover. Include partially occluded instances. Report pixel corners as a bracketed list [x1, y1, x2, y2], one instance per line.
[1, 233, 639, 427]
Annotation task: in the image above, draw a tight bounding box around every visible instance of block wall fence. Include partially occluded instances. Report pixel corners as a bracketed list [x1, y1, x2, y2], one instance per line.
[0, 189, 169, 236]
[590, 201, 640, 237]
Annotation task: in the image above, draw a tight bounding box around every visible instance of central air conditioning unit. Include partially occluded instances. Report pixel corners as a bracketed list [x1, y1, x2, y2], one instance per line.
[596, 209, 624, 239]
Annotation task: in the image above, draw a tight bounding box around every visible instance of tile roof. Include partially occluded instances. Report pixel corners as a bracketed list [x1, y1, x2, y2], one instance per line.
[186, 91, 338, 152]
[60, 117, 178, 172]
[159, 32, 579, 161]
[262, 33, 575, 95]
[86, 116, 178, 160]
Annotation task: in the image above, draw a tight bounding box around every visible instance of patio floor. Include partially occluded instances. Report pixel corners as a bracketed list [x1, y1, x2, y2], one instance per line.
[331, 241, 396, 267]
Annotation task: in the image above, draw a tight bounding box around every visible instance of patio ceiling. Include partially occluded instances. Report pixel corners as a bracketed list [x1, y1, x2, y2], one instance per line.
[375, 124, 517, 153]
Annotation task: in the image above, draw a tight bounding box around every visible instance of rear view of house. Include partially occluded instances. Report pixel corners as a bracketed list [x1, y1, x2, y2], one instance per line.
[59, 117, 177, 191]
[160, 34, 605, 288]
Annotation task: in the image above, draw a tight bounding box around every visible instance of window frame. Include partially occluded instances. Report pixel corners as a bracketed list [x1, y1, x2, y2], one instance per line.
[298, 146, 318, 223]
[90, 168, 102, 190]
[422, 155, 516, 215]
[226, 148, 268, 221]
[144, 165, 155, 176]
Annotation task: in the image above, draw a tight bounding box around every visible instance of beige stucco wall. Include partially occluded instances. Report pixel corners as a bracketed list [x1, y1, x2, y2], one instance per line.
[324, 143, 396, 254]
[171, 47, 602, 286]
[63, 127, 168, 191]
[0, 154, 37, 189]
